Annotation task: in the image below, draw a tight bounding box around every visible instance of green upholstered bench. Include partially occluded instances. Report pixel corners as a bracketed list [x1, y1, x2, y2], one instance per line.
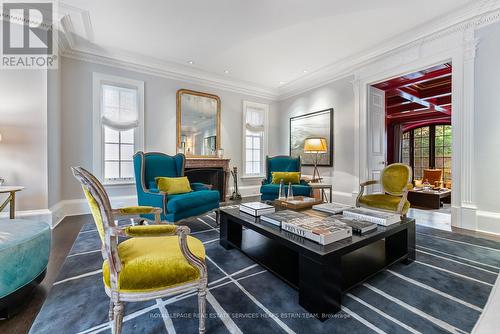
[0, 219, 51, 319]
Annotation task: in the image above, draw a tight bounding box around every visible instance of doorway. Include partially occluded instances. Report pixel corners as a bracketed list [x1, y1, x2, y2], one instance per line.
[368, 63, 452, 230]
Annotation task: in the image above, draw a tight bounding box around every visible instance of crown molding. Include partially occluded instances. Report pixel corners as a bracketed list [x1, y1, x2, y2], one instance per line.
[277, 0, 500, 100]
[56, 2, 279, 100]
[55, 1, 500, 102]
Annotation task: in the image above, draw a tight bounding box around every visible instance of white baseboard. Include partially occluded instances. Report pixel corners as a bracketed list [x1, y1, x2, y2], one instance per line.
[0, 209, 52, 226]
[50, 195, 138, 229]
[226, 185, 261, 199]
[477, 210, 500, 235]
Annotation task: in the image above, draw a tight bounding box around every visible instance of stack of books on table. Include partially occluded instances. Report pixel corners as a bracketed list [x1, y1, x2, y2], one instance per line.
[281, 217, 352, 245]
[312, 202, 353, 214]
[239, 202, 275, 217]
[343, 207, 400, 226]
[260, 210, 307, 227]
[327, 216, 377, 235]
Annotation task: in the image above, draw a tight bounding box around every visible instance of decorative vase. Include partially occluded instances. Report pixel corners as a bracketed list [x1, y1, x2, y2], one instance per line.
[287, 182, 294, 200]
[278, 180, 286, 200]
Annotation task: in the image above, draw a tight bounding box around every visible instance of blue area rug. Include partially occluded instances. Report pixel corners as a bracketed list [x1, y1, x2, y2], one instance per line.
[30, 208, 500, 334]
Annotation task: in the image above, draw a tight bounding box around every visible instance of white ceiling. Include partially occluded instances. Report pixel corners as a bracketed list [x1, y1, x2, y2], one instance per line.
[61, 0, 476, 91]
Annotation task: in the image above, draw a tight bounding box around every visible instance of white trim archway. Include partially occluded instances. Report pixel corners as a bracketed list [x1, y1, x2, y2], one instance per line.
[352, 27, 477, 231]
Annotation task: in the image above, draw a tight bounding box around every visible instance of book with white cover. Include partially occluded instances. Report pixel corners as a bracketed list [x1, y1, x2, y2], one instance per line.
[239, 202, 275, 216]
[343, 207, 400, 226]
[282, 217, 352, 245]
[312, 202, 353, 215]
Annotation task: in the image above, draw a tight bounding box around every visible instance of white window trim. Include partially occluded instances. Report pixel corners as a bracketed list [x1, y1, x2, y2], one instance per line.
[92, 72, 145, 185]
[242, 100, 269, 178]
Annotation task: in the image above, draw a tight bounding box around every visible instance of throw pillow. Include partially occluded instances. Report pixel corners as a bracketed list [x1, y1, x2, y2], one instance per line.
[155, 176, 192, 195]
[271, 172, 301, 184]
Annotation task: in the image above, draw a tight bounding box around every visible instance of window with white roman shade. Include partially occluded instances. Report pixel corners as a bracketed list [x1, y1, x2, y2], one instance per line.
[93, 73, 144, 184]
[242, 101, 269, 177]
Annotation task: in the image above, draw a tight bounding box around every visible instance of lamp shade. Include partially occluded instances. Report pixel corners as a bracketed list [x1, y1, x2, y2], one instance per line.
[303, 137, 327, 153]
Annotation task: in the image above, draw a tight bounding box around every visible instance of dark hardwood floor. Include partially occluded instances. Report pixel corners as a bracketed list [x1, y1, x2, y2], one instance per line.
[2, 198, 499, 333]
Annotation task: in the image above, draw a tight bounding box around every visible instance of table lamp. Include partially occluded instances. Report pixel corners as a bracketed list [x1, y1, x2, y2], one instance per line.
[304, 137, 327, 182]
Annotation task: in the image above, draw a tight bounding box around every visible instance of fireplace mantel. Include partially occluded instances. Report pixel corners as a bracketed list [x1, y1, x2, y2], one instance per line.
[185, 158, 230, 201]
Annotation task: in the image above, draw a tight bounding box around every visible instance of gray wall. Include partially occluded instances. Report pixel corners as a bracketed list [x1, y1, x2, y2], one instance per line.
[60, 56, 277, 201]
[475, 22, 500, 215]
[0, 70, 48, 211]
[48, 68, 62, 207]
[276, 76, 356, 203]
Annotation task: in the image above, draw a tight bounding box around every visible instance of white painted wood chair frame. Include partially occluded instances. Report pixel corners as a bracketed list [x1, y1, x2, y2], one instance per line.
[71, 166, 208, 334]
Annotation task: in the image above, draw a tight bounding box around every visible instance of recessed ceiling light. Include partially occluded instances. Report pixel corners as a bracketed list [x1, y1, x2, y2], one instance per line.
[279, 81, 286, 85]
[224, 69, 230, 74]
[187, 60, 194, 65]
[303, 70, 308, 73]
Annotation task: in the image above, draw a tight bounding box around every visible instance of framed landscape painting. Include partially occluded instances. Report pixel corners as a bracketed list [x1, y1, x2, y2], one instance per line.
[289, 108, 333, 166]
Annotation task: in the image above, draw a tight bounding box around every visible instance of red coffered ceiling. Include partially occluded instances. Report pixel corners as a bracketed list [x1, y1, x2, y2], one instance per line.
[373, 63, 452, 127]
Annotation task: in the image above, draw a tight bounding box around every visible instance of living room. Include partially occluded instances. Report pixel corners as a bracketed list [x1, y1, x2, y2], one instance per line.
[1, 1, 500, 333]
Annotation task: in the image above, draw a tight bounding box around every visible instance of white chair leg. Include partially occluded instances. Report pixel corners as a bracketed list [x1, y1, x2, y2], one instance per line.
[112, 301, 124, 334]
[198, 286, 207, 334]
[108, 299, 114, 321]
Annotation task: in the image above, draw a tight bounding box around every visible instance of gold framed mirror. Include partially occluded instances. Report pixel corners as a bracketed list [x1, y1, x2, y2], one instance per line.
[176, 89, 221, 157]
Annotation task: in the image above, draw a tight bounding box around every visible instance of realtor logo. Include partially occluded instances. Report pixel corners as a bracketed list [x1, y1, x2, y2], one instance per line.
[1, 1, 58, 69]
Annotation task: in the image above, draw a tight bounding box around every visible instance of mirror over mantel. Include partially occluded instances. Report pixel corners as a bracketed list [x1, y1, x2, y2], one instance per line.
[176, 89, 221, 158]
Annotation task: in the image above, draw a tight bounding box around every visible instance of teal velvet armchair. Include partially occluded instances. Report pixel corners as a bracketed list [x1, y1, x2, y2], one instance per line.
[260, 155, 311, 201]
[133, 152, 220, 222]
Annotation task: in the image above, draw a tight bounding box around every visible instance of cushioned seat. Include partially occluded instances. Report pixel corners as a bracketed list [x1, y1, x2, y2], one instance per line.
[167, 190, 220, 213]
[358, 194, 410, 213]
[103, 235, 205, 293]
[0, 219, 51, 317]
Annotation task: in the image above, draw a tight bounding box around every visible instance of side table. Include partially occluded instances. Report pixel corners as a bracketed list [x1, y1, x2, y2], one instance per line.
[0, 186, 24, 219]
[309, 182, 332, 203]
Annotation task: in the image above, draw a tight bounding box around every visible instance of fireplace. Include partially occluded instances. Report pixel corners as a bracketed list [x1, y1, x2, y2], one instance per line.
[184, 158, 230, 201]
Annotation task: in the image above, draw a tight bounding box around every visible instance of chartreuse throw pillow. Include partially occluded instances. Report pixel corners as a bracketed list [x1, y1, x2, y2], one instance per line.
[271, 172, 301, 184]
[155, 176, 192, 195]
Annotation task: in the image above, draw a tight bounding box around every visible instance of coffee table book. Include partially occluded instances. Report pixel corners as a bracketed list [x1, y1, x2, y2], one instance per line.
[343, 207, 400, 226]
[282, 217, 352, 245]
[313, 202, 353, 214]
[329, 216, 377, 235]
[274, 196, 323, 210]
[260, 210, 307, 227]
[239, 202, 275, 216]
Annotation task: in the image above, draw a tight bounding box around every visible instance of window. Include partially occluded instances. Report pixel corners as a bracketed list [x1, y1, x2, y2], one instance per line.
[93, 73, 144, 184]
[434, 125, 452, 182]
[401, 124, 451, 182]
[242, 101, 268, 177]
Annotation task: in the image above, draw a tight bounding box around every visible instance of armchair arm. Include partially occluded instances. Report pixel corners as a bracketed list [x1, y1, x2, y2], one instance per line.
[191, 182, 211, 191]
[112, 224, 177, 237]
[112, 206, 162, 224]
[300, 179, 310, 186]
[360, 180, 379, 187]
[396, 183, 413, 217]
[356, 180, 379, 206]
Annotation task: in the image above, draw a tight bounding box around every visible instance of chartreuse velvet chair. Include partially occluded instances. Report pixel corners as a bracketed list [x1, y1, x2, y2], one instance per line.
[356, 163, 413, 217]
[133, 152, 220, 223]
[72, 166, 208, 334]
[260, 155, 311, 201]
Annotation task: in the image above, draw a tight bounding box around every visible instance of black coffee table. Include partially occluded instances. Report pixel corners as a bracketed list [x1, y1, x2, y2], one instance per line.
[219, 206, 415, 319]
